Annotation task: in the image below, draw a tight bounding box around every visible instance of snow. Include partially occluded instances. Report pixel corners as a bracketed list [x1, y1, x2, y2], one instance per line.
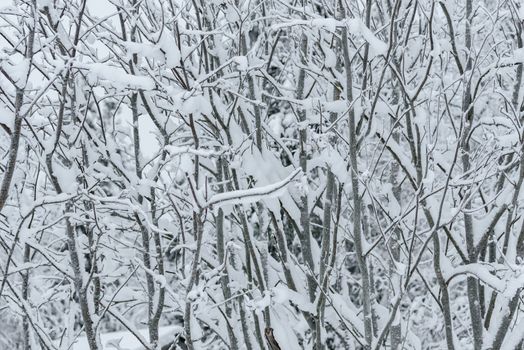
[123, 33, 180, 69]
[82, 63, 155, 90]
[273, 18, 340, 32]
[271, 17, 388, 57]
[165, 145, 226, 158]
[514, 47, 524, 63]
[205, 168, 302, 209]
[272, 284, 316, 314]
[323, 47, 337, 68]
[86, 0, 115, 19]
[444, 263, 503, 292]
[0, 100, 13, 130]
[1, 2, 524, 350]
[53, 160, 80, 193]
[57, 326, 181, 350]
[501, 317, 524, 349]
[323, 100, 348, 113]
[180, 93, 212, 116]
[6, 58, 29, 87]
[124, 41, 163, 61]
[347, 19, 388, 56]
[232, 55, 248, 71]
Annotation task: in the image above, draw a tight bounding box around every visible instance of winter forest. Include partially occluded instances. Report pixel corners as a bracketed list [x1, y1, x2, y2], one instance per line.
[4, 0, 524, 349]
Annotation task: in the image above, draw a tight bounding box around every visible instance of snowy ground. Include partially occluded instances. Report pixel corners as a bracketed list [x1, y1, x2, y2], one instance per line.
[56, 326, 181, 350]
